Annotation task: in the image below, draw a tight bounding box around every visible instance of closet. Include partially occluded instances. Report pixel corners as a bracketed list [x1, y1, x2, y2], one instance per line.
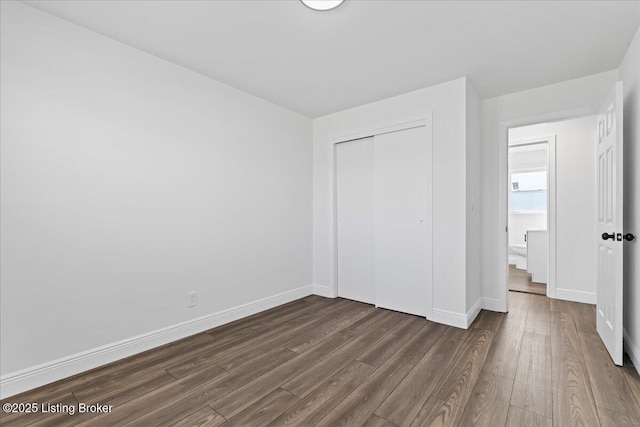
[336, 125, 432, 317]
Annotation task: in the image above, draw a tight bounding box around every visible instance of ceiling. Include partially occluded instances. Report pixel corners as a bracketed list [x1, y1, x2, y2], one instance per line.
[24, 0, 640, 118]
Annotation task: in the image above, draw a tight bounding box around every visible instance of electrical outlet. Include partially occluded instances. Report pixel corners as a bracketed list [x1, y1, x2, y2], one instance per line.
[187, 291, 198, 308]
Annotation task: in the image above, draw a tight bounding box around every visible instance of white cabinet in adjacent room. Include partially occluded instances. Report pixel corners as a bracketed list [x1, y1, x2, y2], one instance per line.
[527, 229, 548, 284]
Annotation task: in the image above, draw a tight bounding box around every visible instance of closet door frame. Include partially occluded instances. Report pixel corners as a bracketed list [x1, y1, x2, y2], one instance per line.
[331, 114, 433, 320]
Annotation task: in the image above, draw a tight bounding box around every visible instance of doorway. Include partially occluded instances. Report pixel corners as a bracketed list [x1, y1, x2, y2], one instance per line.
[503, 115, 598, 303]
[506, 137, 553, 296]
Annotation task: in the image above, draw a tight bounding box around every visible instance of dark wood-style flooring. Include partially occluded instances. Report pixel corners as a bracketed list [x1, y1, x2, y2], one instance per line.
[2, 293, 640, 426]
[508, 264, 546, 296]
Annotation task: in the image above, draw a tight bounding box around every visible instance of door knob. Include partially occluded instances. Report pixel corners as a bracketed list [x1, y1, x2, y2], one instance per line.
[624, 233, 636, 241]
[602, 232, 615, 240]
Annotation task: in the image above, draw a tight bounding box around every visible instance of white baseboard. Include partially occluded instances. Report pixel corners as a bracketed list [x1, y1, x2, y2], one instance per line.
[481, 297, 507, 313]
[431, 308, 469, 329]
[466, 300, 482, 328]
[0, 285, 313, 399]
[312, 284, 335, 298]
[553, 288, 596, 305]
[624, 328, 640, 376]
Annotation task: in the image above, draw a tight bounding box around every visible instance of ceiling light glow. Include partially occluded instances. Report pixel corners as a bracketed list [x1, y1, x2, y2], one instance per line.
[300, 0, 345, 11]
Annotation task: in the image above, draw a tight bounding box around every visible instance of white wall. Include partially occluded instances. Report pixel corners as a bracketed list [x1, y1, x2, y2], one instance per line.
[509, 146, 547, 170]
[480, 70, 618, 310]
[620, 26, 640, 370]
[509, 116, 598, 301]
[466, 82, 481, 313]
[0, 1, 312, 394]
[313, 77, 471, 323]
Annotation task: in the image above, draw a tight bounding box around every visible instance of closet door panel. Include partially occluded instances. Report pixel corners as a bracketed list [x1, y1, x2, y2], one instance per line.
[336, 137, 375, 304]
[373, 126, 431, 317]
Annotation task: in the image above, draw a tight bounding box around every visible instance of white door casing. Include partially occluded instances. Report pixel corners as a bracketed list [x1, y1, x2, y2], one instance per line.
[596, 81, 624, 366]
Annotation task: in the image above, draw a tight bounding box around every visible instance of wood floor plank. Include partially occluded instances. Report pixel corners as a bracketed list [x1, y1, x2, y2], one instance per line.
[0, 391, 78, 427]
[579, 332, 640, 419]
[71, 344, 212, 402]
[623, 365, 640, 407]
[375, 334, 464, 426]
[509, 283, 546, 295]
[508, 264, 546, 295]
[315, 348, 422, 427]
[511, 332, 552, 418]
[281, 310, 408, 398]
[123, 347, 298, 427]
[597, 405, 640, 427]
[431, 328, 494, 409]
[508, 291, 530, 320]
[482, 316, 526, 379]
[552, 354, 600, 427]
[284, 302, 374, 354]
[472, 310, 505, 333]
[28, 370, 177, 427]
[339, 308, 397, 337]
[73, 324, 259, 402]
[525, 295, 550, 336]
[457, 369, 513, 427]
[0, 387, 76, 422]
[212, 298, 353, 372]
[551, 311, 584, 361]
[215, 296, 335, 338]
[363, 414, 397, 427]
[204, 298, 309, 335]
[519, 330, 551, 355]
[250, 295, 352, 334]
[505, 406, 552, 427]
[165, 328, 260, 378]
[223, 388, 299, 427]
[267, 361, 374, 426]
[358, 315, 426, 367]
[75, 364, 226, 427]
[549, 298, 573, 313]
[4, 293, 639, 427]
[214, 322, 335, 373]
[402, 321, 448, 354]
[553, 321, 600, 427]
[569, 302, 597, 336]
[209, 332, 351, 419]
[509, 265, 532, 277]
[168, 406, 226, 427]
[444, 325, 474, 341]
[408, 397, 464, 427]
[3, 332, 214, 407]
[0, 301, 302, 426]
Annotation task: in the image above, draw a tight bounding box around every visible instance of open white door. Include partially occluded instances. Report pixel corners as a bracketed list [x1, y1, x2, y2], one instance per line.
[596, 81, 624, 365]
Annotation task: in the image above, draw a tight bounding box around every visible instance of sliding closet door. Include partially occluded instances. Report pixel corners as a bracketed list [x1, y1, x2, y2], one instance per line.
[336, 137, 375, 304]
[374, 126, 432, 317]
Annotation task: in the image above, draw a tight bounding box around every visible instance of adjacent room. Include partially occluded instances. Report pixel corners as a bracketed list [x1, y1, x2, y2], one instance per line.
[507, 138, 550, 295]
[1, 1, 640, 426]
